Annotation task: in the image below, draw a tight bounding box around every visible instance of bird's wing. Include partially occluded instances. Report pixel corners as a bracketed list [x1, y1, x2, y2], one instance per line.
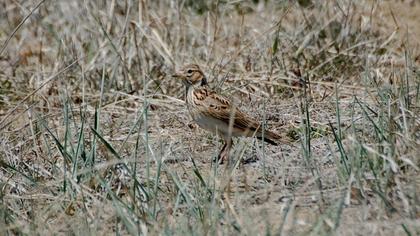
[192, 88, 261, 131]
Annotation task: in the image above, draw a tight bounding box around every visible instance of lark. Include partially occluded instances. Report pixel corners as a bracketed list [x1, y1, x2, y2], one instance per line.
[173, 64, 287, 163]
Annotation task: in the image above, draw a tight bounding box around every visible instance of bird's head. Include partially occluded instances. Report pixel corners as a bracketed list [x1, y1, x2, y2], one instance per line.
[172, 64, 208, 86]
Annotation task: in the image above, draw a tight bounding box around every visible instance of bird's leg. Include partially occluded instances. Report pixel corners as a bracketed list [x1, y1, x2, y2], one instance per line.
[216, 143, 227, 163]
[217, 138, 232, 164]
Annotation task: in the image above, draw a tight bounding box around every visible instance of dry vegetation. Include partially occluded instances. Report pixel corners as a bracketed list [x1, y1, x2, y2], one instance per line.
[0, 0, 419, 235]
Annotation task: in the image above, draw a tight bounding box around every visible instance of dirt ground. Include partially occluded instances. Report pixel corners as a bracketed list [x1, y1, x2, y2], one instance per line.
[0, 0, 419, 235]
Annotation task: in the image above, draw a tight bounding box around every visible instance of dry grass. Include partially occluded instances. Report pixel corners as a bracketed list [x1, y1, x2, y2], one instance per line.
[0, 0, 419, 235]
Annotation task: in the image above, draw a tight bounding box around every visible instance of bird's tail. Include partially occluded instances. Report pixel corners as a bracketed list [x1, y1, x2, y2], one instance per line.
[257, 129, 292, 146]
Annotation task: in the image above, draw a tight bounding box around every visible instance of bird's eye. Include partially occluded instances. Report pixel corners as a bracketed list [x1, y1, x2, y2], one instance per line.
[187, 69, 193, 74]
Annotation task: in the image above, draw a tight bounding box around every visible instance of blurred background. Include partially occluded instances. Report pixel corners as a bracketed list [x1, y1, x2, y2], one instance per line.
[0, 0, 419, 235]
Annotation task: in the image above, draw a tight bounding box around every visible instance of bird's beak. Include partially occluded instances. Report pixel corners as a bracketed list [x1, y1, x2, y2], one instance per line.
[172, 73, 182, 78]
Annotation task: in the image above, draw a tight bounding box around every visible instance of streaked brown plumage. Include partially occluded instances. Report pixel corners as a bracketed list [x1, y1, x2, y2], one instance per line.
[173, 64, 286, 163]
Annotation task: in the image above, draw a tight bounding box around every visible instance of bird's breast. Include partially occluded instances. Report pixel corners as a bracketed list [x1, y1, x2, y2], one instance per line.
[192, 113, 228, 134]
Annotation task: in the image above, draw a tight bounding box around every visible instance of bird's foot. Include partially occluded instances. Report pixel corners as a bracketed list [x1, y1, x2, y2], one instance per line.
[214, 152, 228, 165]
[242, 155, 259, 164]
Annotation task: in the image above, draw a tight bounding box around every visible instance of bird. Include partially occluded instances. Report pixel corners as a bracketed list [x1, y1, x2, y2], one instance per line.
[172, 64, 288, 164]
